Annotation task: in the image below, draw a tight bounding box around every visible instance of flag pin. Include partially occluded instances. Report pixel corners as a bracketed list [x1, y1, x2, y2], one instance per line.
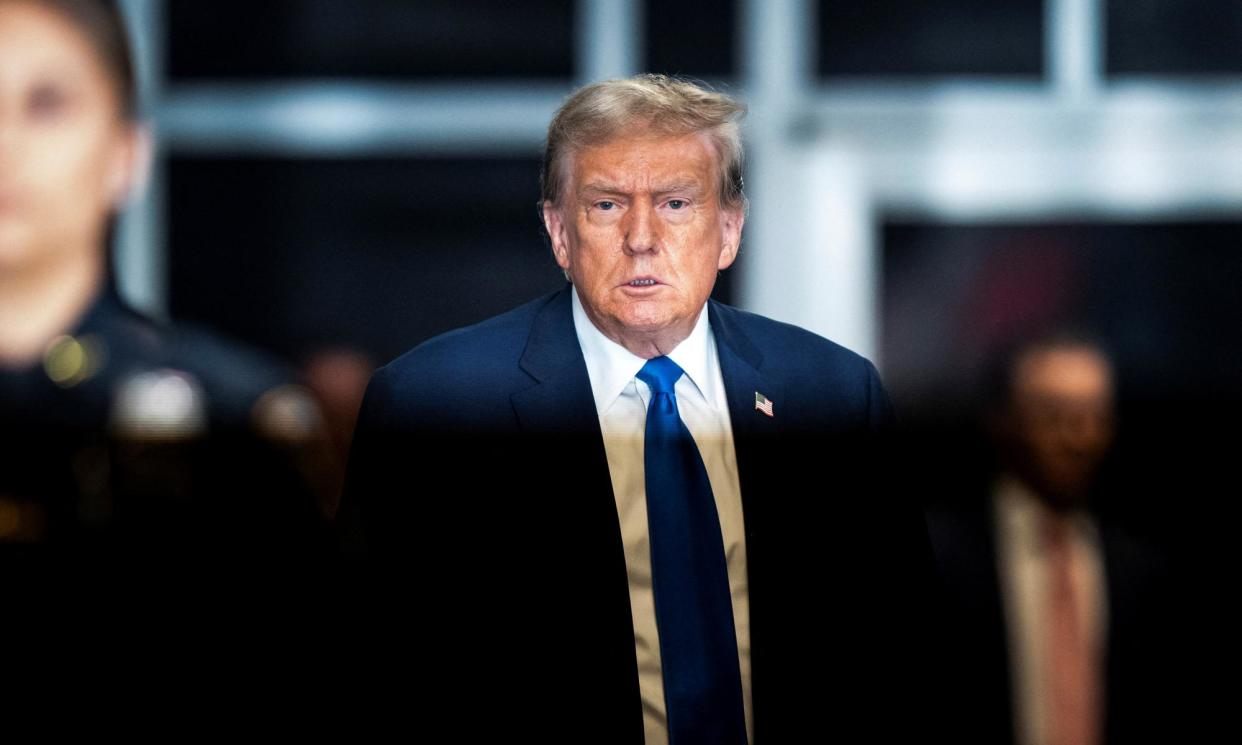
[754, 391, 774, 417]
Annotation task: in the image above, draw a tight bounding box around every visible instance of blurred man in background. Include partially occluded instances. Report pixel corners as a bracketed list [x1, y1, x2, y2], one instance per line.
[926, 332, 1174, 745]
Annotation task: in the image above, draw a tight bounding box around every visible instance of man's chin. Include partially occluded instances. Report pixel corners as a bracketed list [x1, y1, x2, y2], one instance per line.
[597, 310, 688, 350]
[614, 312, 676, 336]
[1030, 474, 1094, 512]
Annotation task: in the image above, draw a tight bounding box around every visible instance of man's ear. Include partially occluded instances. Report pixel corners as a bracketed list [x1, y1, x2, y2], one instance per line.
[108, 123, 153, 209]
[543, 201, 572, 272]
[717, 207, 745, 271]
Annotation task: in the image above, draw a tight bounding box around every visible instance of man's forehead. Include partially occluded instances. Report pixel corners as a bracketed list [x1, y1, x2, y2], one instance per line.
[568, 131, 718, 189]
[1013, 347, 1113, 398]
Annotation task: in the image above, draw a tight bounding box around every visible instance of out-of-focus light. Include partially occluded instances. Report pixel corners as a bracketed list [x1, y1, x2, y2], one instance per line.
[0, 498, 22, 539]
[43, 334, 106, 388]
[252, 384, 322, 443]
[110, 369, 208, 441]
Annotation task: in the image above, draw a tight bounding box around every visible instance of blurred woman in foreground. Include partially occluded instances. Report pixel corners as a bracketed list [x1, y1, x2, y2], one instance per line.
[0, 0, 329, 569]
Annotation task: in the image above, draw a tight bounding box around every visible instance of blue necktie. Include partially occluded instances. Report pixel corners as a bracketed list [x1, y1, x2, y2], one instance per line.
[637, 356, 748, 745]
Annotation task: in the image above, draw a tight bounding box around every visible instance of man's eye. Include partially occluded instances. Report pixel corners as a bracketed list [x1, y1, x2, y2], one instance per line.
[667, 199, 687, 210]
[596, 201, 615, 210]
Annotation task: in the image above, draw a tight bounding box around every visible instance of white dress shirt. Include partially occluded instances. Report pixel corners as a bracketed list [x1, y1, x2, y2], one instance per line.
[993, 476, 1108, 745]
[571, 287, 752, 745]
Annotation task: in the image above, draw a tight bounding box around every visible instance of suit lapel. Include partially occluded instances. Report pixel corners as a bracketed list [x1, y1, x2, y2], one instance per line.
[508, 286, 640, 723]
[708, 300, 783, 522]
[510, 286, 605, 439]
[709, 300, 786, 742]
[508, 286, 619, 555]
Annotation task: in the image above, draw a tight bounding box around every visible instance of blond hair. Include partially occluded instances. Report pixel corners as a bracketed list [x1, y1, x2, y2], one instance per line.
[540, 74, 747, 212]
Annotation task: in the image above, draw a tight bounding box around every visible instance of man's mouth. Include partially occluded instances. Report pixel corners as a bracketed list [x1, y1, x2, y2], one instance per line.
[628, 279, 658, 287]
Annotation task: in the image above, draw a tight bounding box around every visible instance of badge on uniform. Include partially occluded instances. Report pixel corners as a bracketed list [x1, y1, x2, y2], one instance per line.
[754, 391, 774, 417]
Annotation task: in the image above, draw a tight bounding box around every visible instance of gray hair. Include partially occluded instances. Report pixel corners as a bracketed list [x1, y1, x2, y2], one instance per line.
[540, 74, 747, 212]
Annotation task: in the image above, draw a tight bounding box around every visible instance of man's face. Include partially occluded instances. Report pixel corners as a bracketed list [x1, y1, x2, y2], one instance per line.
[543, 130, 743, 357]
[1007, 346, 1116, 509]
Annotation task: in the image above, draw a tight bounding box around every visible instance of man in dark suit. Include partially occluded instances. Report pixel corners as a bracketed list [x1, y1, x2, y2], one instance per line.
[925, 334, 1175, 745]
[344, 75, 933, 743]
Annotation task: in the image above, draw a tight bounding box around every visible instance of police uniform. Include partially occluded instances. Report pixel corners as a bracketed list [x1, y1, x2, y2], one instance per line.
[0, 286, 328, 573]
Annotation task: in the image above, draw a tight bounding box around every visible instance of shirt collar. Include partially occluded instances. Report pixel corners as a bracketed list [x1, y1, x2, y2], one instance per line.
[571, 285, 718, 414]
[994, 474, 1097, 553]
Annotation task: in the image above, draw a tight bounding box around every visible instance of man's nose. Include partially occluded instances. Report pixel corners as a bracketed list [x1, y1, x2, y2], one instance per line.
[623, 201, 658, 255]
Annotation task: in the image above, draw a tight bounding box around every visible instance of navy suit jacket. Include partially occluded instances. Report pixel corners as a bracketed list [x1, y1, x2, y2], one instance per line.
[343, 285, 935, 742]
[925, 494, 1178, 745]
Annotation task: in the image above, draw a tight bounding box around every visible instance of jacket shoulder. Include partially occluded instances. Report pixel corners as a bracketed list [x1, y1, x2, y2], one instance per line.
[713, 302, 878, 383]
[359, 290, 559, 427]
[380, 292, 554, 385]
[711, 302, 892, 429]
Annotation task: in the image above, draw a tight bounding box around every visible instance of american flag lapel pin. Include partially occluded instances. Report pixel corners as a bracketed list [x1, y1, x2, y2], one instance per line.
[754, 391, 774, 417]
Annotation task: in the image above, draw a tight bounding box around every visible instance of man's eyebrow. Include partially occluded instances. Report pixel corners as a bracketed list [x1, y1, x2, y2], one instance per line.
[579, 180, 705, 196]
[652, 181, 705, 196]
[580, 182, 626, 196]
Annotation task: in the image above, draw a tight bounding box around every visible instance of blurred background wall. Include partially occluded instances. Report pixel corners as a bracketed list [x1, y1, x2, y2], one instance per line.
[111, 0, 1242, 551]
